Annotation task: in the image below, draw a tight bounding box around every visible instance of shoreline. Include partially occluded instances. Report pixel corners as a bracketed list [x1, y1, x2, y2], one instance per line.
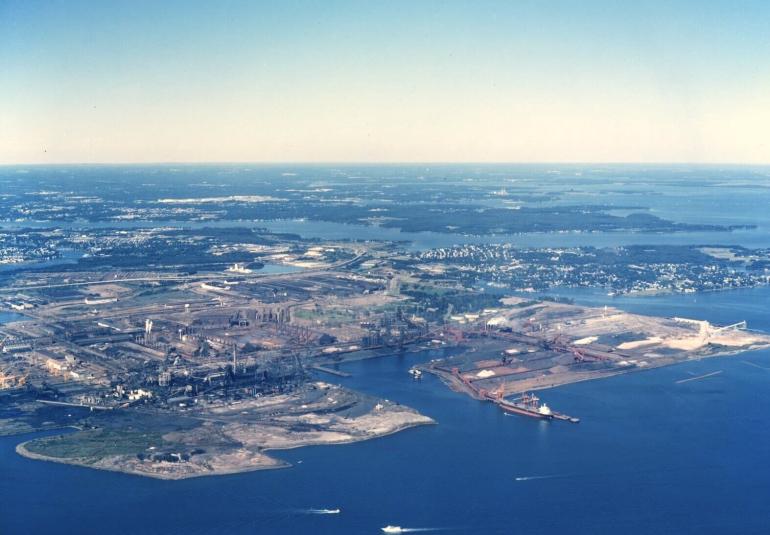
[426, 341, 770, 403]
[13, 415, 435, 481]
[14, 440, 288, 480]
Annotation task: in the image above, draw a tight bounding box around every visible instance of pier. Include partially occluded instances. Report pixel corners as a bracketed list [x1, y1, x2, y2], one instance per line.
[311, 365, 352, 378]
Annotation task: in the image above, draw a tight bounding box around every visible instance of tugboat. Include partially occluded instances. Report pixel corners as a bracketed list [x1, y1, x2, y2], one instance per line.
[408, 367, 422, 380]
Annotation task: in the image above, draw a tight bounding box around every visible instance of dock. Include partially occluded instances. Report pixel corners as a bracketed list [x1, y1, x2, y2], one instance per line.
[38, 399, 114, 411]
[430, 365, 579, 423]
[311, 365, 352, 378]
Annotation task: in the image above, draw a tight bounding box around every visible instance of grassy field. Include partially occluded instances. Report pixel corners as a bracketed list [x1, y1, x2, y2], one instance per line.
[24, 428, 166, 461]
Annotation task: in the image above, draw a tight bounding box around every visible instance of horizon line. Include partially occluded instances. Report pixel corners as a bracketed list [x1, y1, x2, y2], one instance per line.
[2, 160, 770, 167]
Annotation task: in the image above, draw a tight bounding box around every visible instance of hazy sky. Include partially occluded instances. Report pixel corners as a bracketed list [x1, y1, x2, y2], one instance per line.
[1, 0, 769, 164]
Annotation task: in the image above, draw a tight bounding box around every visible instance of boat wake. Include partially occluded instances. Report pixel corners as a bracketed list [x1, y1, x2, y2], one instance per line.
[382, 527, 450, 533]
[675, 370, 722, 384]
[514, 474, 569, 482]
[741, 360, 770, 371]
[385, 529, 443, 533]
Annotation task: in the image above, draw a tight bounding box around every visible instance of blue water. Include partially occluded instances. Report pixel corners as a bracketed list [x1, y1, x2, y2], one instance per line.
[0, 249, 82, 274]
[257, 262, 306, 275]
[0, 311, 25, 324]
[3, 218, 770, 251]
[3, 287, 770, 534]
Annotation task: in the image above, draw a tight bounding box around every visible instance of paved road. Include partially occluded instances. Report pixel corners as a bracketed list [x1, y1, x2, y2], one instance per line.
[0, 253, 368, 293]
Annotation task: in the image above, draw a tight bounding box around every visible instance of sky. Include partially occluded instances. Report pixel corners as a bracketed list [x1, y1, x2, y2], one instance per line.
[1, 0, 769, 164]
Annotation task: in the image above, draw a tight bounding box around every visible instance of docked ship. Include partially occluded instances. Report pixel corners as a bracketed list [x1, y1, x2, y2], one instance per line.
[497, 393, 580, 423]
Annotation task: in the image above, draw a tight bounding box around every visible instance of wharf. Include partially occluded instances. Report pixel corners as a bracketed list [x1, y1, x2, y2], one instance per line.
[38, 399, 114, 411]
[311, 365, 352, 378]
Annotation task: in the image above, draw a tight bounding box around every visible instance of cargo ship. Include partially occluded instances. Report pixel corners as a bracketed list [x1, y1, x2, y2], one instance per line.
[496, 393, 580, 423]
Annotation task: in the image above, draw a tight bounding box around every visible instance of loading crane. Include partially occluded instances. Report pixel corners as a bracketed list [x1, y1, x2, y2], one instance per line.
[710, 320, 747, 334]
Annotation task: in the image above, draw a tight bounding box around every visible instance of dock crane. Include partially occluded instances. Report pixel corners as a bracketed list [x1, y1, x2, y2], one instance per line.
[675, 318, 748, 345]
[710, 320, 747, 335]
[572, 348, 587, 362]
[544, 332, 566, 350]
[571, 346, 614, 363]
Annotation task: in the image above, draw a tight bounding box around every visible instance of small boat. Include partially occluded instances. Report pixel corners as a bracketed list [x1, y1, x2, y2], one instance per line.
[408, 368, 422, 379]
[382, 527, 403, 534]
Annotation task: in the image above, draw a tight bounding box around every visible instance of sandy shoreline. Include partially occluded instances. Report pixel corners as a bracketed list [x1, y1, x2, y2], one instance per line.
[13, 416, 435, 481]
